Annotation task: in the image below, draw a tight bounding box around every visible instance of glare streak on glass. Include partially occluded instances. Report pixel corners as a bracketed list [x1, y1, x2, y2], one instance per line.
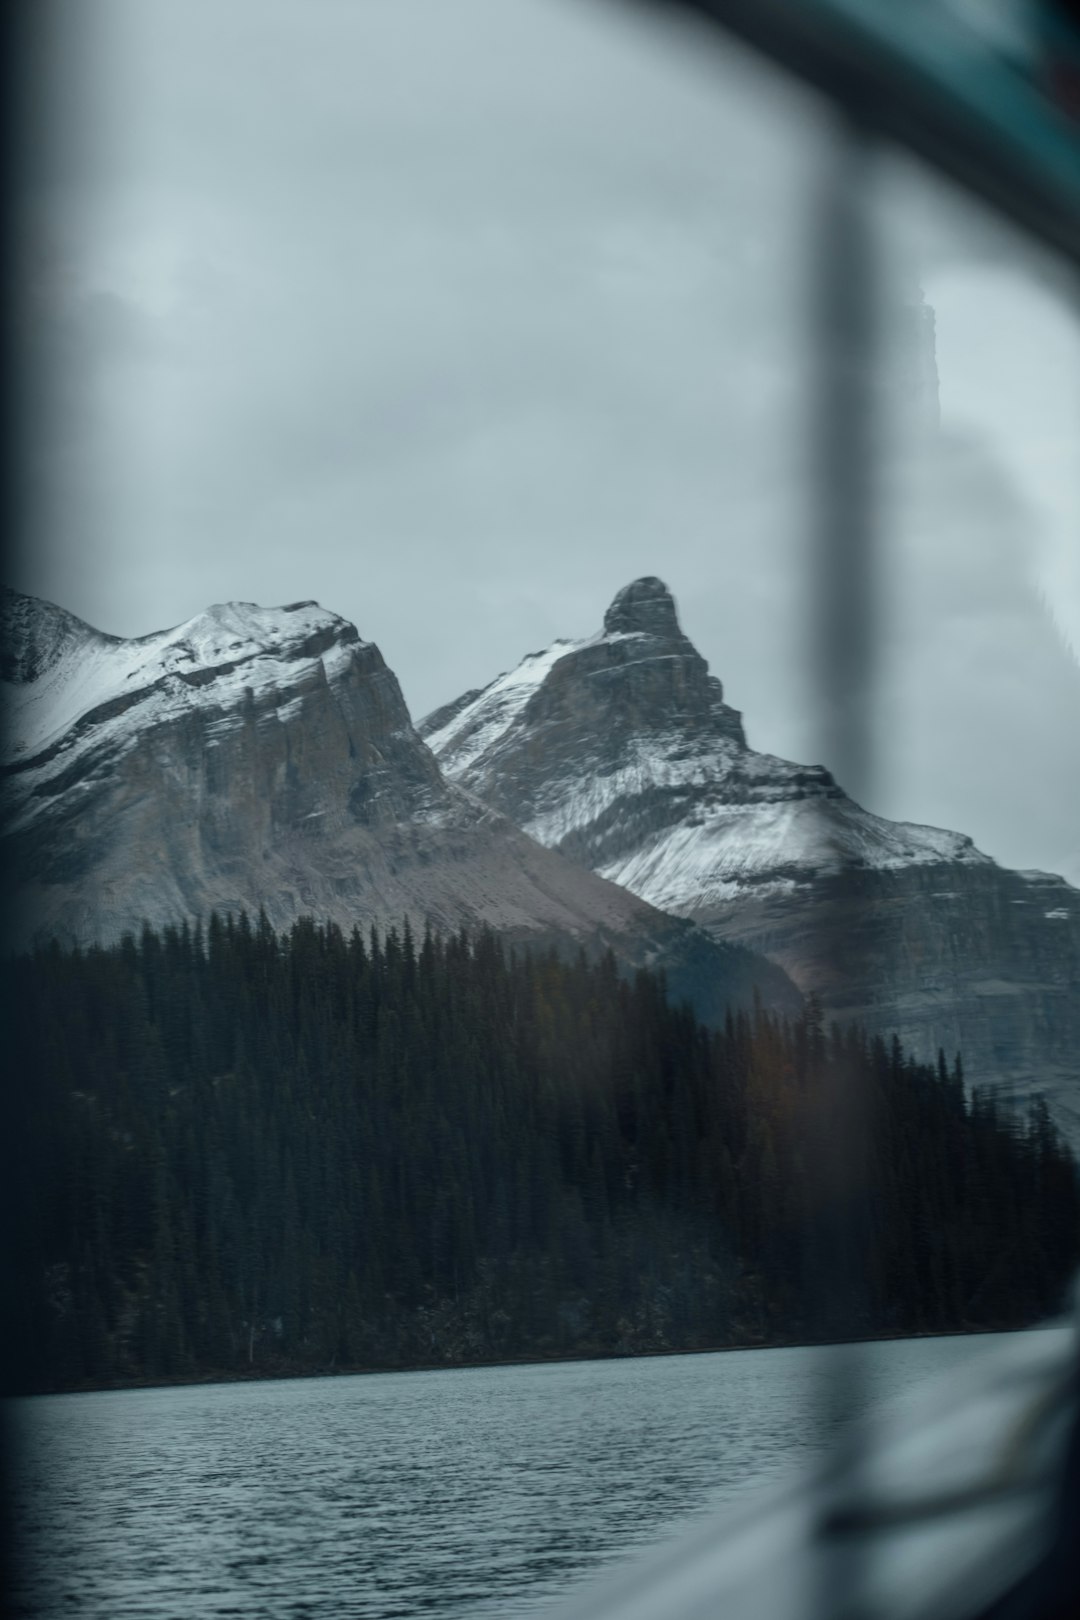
[813, 115, 879, 799]
[809, 109, 879, 1619]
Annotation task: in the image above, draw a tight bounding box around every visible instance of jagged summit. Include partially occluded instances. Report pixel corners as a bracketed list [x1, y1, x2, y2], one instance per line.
[425, 580, 986, 901]
[603, 576, 682, 639]
[420, 576, 747, 786]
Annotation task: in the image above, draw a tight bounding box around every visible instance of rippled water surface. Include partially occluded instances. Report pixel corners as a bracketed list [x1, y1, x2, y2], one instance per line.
[12, 1334, 1018, 1619]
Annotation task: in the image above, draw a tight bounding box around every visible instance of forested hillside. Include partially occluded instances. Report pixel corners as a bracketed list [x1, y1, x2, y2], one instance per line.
[6, 916, 1078, 1392]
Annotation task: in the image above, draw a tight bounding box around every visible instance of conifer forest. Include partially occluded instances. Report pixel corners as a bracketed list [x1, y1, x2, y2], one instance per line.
[6, 915, 1079, 1393]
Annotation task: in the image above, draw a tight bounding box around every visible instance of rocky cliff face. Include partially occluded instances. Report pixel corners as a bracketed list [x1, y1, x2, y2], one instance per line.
[421, 577, 1080, 1144]
[0, 587, 798, 1023]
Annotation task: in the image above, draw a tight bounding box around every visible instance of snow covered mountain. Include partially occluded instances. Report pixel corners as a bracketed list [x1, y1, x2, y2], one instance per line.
[0, 587, 798, 1024]
[422, 577, 1080, 1143]
[423, 577, 986, 906]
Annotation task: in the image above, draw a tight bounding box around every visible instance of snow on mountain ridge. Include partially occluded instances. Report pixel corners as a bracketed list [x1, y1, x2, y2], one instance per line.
[1, 587, 116, 686]
[423, 577, 990, 904]
[594, 796, 984, 917]
[421, 639, 577, 778]
[419, 614, 715, 782]
[516, 729, 981, 889]
[2, 593, 366, 829]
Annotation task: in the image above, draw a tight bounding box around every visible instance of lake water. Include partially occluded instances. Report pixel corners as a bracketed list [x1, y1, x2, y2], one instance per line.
[10, 1334, 1023, 1619]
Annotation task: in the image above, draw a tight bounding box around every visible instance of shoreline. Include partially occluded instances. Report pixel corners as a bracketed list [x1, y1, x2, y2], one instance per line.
[13, 1319, 1053, 1401]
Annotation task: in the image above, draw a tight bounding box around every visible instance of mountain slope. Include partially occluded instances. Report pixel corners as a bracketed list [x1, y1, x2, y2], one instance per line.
[0, 587, 798, 1023]
[421, 577, 1080, 1142]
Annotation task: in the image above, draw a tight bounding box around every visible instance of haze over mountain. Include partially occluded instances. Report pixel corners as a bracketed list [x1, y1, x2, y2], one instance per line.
[422, 577, 1080, 1144]
[0, 585, 798, 1025]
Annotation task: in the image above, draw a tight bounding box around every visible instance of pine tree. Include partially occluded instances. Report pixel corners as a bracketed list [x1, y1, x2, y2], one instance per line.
[6, 919, 1078, 1391]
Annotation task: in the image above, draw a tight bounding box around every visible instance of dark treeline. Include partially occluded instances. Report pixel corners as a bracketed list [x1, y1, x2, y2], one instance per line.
[6, 914, 1079, 1392]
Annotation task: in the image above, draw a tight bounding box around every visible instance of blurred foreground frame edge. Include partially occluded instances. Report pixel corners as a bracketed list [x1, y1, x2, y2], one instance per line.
[618, 0, 1080, 271]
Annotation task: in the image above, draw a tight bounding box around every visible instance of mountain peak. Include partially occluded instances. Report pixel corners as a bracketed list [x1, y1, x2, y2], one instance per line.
[2, 591, 375, 814]
[149, 598, 361, 666]
[603, 577, 681, 639]
[1, 586, 115, 686]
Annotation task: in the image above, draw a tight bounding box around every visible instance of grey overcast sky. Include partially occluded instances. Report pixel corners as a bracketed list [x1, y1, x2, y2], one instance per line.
[12, 0, 1080, 883]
